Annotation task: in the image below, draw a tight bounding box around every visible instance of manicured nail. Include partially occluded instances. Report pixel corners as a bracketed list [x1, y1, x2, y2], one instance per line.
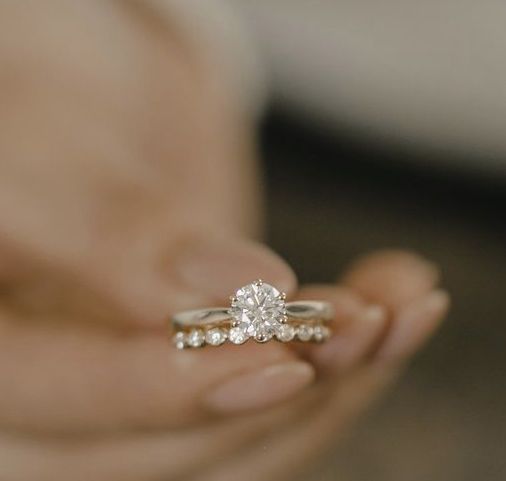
[204, 361, 314, 413]
[174, 237, 296, 300]
[313, 305, 387, 371]
[378, 289, 450, 361]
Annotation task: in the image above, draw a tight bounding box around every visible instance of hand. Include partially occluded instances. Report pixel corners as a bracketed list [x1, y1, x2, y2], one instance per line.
[0, 3, 449, 480]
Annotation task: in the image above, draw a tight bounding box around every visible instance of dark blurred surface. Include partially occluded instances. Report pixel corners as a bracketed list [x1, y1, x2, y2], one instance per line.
[262, 111, 506, 481]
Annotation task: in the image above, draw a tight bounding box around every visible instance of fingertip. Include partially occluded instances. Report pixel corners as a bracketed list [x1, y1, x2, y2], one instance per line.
[173, 236, 297, 301]
[342, 249, 441, 311]
[376, 289, 450, 362]
[203, 360, 315, 414]
[108, 236, 297, 329]
[311, 304, 388, 372]
[297, 285, 365, 321]
[294, 285, 387, 373]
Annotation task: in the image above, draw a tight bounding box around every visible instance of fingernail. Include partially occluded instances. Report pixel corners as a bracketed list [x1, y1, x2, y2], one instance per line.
[204, 361, 314, 413]
[313, 305, 387, 371]
[174, 237, 296, 300]
[378, 289, 450, 361]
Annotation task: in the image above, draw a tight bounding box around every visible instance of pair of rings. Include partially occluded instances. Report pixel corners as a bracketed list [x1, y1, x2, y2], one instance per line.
[171, 280, 333, 349]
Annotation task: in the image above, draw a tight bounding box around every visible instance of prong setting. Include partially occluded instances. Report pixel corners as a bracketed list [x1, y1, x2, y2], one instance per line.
[228, 280, 286, 343]
[254, 332, 271, 343]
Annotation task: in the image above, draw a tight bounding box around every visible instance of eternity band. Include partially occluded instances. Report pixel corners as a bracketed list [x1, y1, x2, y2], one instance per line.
[171, 280, 334, 349]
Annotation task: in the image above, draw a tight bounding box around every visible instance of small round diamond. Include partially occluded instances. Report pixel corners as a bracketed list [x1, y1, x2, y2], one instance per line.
[276, 324, 296, 342]
[173, 332, 186, 350]
[297, 324, 313, 342]
[229, 327, 247, 345]
[187, 329, 205, 347]
[313, 325, 331, 342]
[206, 328, 226, 346]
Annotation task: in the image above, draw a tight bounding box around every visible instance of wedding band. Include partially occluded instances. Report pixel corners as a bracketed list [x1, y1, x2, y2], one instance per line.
[171, 280, 334, 349]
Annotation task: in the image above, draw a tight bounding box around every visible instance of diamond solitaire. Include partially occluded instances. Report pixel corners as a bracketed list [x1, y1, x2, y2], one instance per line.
[229, 280, 287, 342]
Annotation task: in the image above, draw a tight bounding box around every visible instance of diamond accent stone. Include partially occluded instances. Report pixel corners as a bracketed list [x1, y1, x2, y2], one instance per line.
[297, 324, 313, 342]
[313, 325, 330, 342]
[229, 327, 247, 345]
[206, 328, 226, 346]
[187, 329, 205, 347]
[276, 324, 296, 342]
[173, 331, 186, 350]
[229, 281, 286, 340]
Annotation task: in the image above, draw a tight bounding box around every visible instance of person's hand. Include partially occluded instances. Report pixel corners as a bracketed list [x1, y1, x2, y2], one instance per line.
[0, 3, 449, 480]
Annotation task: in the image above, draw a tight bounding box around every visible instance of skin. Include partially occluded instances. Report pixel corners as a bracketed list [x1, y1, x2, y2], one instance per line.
[0, 2, 450, 480]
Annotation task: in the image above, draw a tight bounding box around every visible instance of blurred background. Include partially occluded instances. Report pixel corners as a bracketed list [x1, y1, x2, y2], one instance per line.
[229, 1, 506, 480]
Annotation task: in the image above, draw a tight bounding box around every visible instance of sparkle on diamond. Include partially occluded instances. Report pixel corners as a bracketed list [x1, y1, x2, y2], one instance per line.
[229, 281, 286, 339]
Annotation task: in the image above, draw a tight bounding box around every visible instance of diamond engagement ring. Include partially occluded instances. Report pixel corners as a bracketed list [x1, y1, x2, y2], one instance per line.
[171, 280, 333, 349]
